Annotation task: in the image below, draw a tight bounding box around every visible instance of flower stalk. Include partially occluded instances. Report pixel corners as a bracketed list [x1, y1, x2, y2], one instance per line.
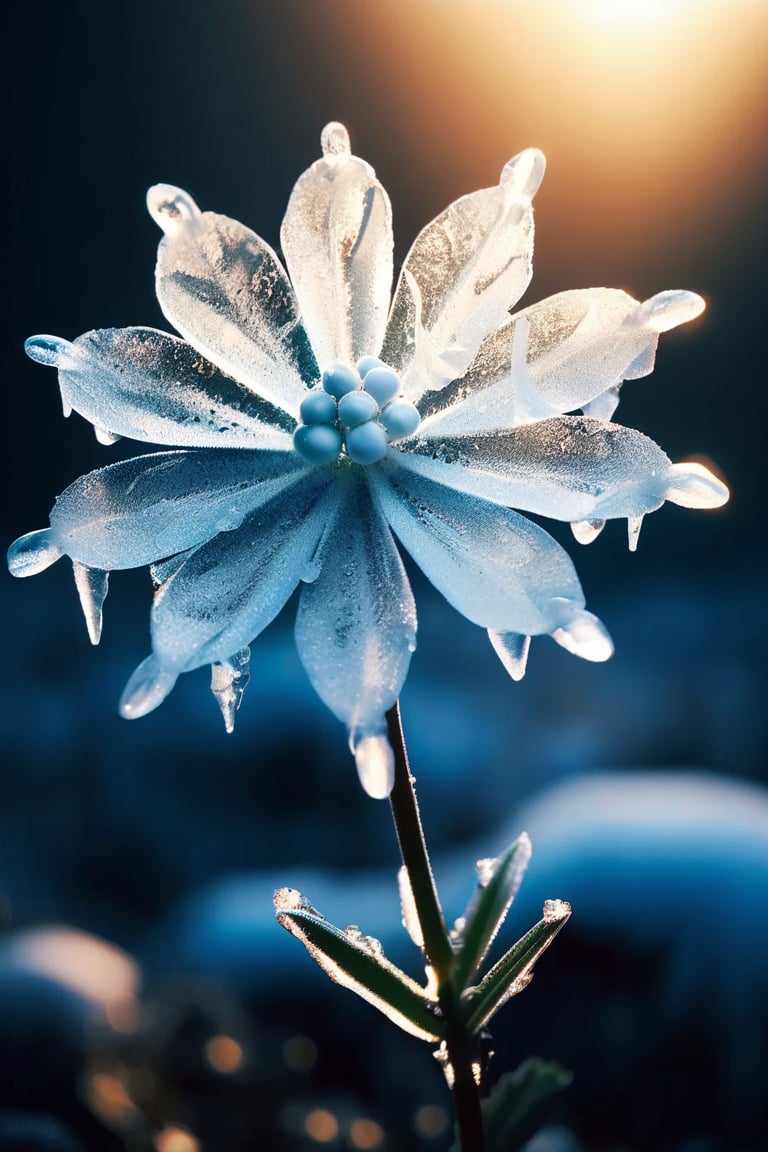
[386, 702, 486, 1152]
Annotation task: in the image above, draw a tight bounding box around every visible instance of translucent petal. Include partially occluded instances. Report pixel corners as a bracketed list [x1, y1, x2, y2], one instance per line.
[382, 149, 544, 401]
[149, 472, 332, 674]
[550, 605, 613, 661]
[571, 519, 606, 545]
[416, 288, 704, 431]
[294, 471, 417, 793]
[148, 185, 316, 417]
[374, 464, 585, 636]
[280, 122, 393, 370]
[396, 416, 677, 523]
[72, 562, 109, 645]
[7, 528, 63, 577]
[49, 449, 306, 570]
[664, 461, 729, 508]
[26, 329, 295, 449]
[120, 654, 178, 720]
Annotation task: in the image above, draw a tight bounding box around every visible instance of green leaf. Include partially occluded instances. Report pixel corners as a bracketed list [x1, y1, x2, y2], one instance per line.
[453, 832, 532, 990]
[462, 899, 571, 1035]
[274, 887, 444, 1042]
[450, 1058, 573, 1152]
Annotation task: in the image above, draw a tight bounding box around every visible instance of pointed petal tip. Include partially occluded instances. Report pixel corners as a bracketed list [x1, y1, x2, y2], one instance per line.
[665, 461, 729, 509]
[119, 655, 177, 720]
[351, 729, 395, 799]
[501, 148, 546, 200]
[551, 607, 614, 663]
[146, 184, 201, 234]
[639, 290, 706, 332]
[7, 529, 63, 578]
[24, 334, 73, 367]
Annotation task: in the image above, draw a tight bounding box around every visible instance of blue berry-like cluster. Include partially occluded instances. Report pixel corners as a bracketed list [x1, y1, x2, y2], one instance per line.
[293, 358, 421, 465]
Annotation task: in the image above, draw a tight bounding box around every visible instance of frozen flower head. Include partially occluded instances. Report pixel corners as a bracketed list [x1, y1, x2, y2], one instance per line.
[8, 123, 728, 798]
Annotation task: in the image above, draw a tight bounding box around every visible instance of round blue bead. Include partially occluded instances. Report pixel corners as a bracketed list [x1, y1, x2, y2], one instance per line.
[356, 355, 384, 379]
[338, 390, 378, 428]
[380, 399, 421, 440]
[363, 366, 401, 406]
[322, 363, 361, 399]
[300, 390, 338, 425]
[293, 423, 342, 463]
[346, 421, 389, 465]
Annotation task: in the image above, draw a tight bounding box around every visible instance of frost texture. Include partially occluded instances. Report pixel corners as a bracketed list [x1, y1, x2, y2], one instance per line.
[9, 124, 728, 795]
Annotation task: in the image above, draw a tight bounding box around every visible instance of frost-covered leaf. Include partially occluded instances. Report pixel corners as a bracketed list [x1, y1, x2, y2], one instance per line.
[281, 122, 393, 370]
[453, 833, 532, 990]
[383, 149, 544, 399]
[49, 450, 305, 570]
[26, 329, 295, 449]
[462, 900, 571, 1035]
[149, 185, 317, 417]
[274, 887, 443, 1042]
[295, 471, 416, 799]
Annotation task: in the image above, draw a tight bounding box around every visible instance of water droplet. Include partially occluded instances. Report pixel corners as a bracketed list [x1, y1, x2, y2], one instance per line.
[72, 562, 109, 646]
[210, 647, 251, 733]
[627, 515, 644, 552]
[24, 334, 73, 367]
[551, 609, 613, 663]
[273, 887, 319, 915]
[475, 858, 498, 888]
[119, 655, 177, 719]
[7, 529, 63, 578]
[321, 121, 351, 157]
[542, 898, 572, 923]
[351, 730, 394, 799]
[571, 519, 605, 546]
[146, 184, 201, 233]
[94, 426, 121, 446]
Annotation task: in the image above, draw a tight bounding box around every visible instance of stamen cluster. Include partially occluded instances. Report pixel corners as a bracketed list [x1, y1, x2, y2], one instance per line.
[294, 357, 421, 465]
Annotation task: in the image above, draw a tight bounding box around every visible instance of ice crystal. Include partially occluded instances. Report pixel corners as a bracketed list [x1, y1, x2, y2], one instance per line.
[8, 123, 728, 796]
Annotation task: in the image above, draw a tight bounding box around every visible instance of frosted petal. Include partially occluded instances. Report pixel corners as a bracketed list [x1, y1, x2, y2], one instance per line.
[550, 605, 613, 662]
[416, 288, 701, 431]
[49, 449, 305, 570]
[7, 529, 63, 577]
[375, 464, 585, 636]
[295, 472, 416, 776]
[382, 150, 543, 401]
[72, 562, 109, 645]
[210, 647, 251, 734]
[149, 185, 316, 417]
[636, 289, 705, 333]
[280, 124, 393, 369]
[488, 630, 530, 681]
[150, 472, 331, 673]
[31, 328, 294, 449]
[397, 416, 674, 523]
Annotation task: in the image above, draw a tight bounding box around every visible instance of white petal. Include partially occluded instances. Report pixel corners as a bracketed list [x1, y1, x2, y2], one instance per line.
[49, 449, 306, 570]
[374, 464, 585, 636]
[550, 606, 613, 661]
[149, 472, 331, 674]
[280, 123, 393, 370]
[148, 185, 316, 417]
[381, 149, 544, 401]
[294, 471, 416, 794]
[397, 416, 678, 522]
[415, 288, 703, 432]
[663, 461, 729, 508]
[26, 329, 294, 449]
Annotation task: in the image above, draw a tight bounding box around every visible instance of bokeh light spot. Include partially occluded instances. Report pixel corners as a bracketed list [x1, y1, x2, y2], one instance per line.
[349, 1117, 385, 1149]
[304, 1109, 339, 1143]
[414, 1104, 450, 1138]
[203, 1033, 243, 1074]
[154, 1127, 199, 1152]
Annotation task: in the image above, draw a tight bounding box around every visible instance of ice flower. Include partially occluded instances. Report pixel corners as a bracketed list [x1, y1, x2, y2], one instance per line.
[8, 123, 727, 797]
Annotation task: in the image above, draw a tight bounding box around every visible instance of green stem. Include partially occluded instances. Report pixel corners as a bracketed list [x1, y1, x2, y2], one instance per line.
[386, 702, 485, 1152]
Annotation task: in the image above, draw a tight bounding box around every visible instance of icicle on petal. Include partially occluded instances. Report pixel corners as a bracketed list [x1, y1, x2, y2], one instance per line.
[488, 630, 531, 681]
[664, 461, 729, 508]
[7, 529, 63, 577]
[210, 647, 251, 733]
[72, 562, 109, 645]
[627, 516, 644, 552]
[94, 427, 121, 446]
[149, 185, 315, 417]
[571, 519, 606, 545]
[119, 654, 178, 719]
[550, 604, 614, 662]
[281, 123, 393, 370]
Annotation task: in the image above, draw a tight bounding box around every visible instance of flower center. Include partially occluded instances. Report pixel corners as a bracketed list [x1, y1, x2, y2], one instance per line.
[293, 358, 420, 466]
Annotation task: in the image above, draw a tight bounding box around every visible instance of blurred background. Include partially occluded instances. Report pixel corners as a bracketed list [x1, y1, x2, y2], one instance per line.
[2, 1, 767, 1149]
